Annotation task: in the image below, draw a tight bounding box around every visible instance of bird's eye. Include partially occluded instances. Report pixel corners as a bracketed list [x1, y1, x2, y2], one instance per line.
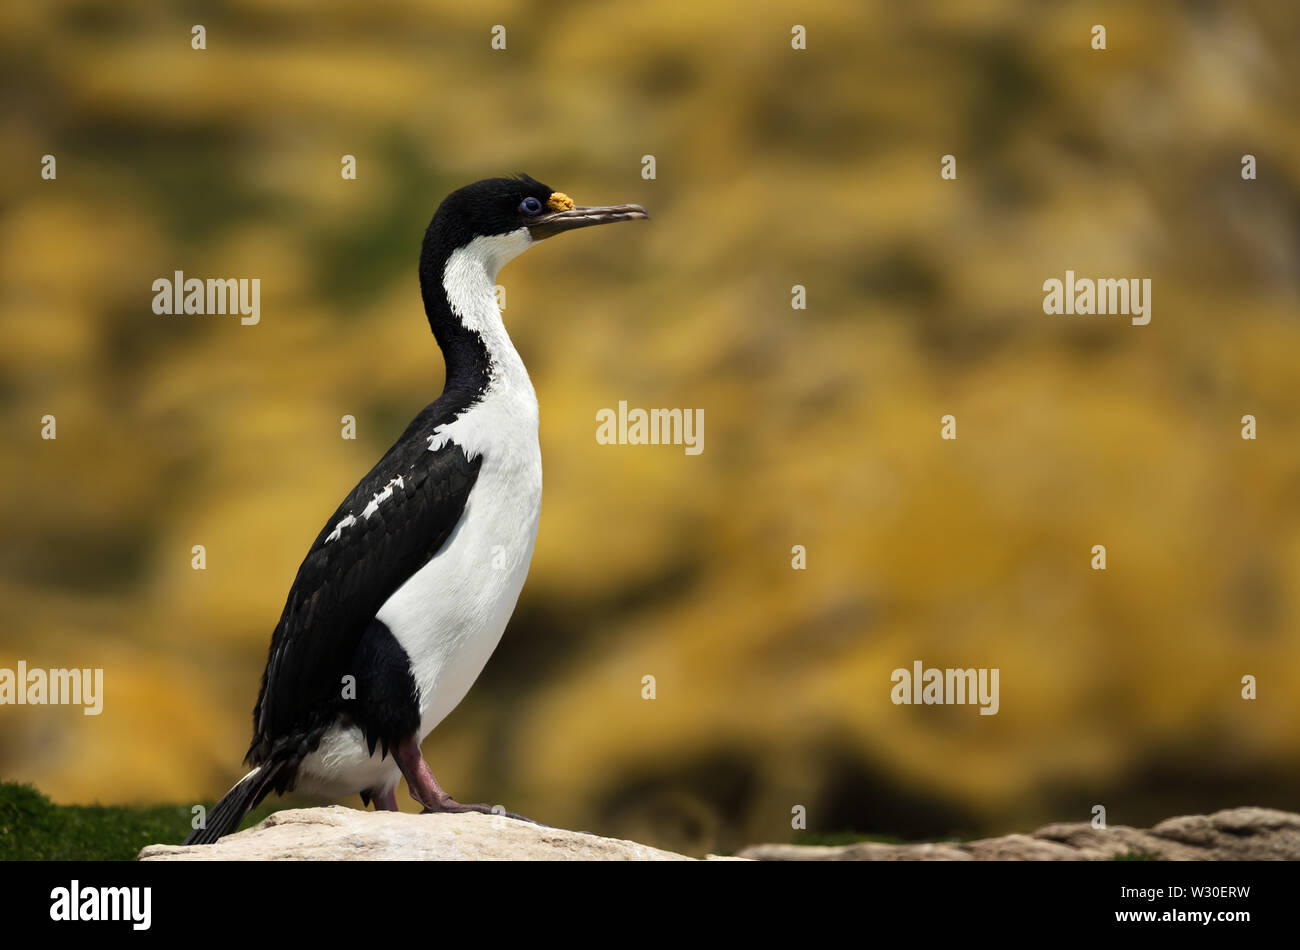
[519, 196, 543, 216]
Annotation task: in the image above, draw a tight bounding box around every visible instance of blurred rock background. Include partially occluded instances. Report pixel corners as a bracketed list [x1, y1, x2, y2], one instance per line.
[1, 0, 1298, 856]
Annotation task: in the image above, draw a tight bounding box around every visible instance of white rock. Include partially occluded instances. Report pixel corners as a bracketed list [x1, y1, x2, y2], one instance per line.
[140, 806, 698, 861]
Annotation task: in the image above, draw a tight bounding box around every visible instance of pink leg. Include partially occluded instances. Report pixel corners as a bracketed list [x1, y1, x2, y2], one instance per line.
[392, 736, 545, 825]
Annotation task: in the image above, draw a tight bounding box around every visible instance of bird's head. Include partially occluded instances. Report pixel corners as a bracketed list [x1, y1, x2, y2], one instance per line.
[421, 174, 649, 281]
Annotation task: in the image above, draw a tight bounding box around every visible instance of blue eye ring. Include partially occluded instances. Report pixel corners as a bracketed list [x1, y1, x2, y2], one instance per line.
[520, 196, 544, 216]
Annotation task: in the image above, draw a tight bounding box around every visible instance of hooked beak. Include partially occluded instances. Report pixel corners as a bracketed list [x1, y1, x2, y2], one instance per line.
[527, 203, 650, 241]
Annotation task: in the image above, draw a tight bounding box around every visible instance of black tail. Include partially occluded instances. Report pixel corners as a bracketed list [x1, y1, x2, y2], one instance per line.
[183, 764, 281, 845]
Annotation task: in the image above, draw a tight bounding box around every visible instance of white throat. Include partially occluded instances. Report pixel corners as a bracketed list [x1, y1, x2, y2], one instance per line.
[441, 228, 533, 365]
[431, 228, 539, 459]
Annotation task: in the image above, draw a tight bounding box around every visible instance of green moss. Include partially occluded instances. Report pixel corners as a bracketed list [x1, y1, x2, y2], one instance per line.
[0, 782, 282, 861]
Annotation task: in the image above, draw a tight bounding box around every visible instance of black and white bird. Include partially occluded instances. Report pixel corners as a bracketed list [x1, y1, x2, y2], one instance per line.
[185, 175, 647, 843]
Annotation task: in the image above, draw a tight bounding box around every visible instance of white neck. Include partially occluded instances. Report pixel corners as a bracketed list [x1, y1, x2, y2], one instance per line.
[429, 230, 539, 461]
[441, 229, 534, 392]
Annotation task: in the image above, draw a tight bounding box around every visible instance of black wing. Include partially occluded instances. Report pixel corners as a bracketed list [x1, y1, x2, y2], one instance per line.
[248, 412, 481, 767]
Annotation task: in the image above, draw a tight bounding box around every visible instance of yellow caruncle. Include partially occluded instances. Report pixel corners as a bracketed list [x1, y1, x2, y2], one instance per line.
[546, 192, 574, 212]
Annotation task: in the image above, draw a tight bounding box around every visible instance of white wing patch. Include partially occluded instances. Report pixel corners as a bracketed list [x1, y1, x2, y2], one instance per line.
[325, 475, 406, 544]
[361, 475, 406, 519]
[325, 514, 356, 544]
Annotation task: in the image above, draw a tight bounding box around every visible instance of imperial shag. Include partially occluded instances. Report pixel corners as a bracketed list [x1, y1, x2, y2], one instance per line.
[186, 176, 648, 843]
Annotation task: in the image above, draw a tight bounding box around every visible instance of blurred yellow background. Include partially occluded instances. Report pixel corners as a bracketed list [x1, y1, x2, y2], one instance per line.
[1, 0, 1298, 855]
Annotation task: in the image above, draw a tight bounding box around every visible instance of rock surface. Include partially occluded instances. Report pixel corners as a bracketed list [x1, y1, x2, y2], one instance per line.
[140, 805, 1300, 861]
[739, 807, 1300, 861]
[140, 806, 696, 861]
